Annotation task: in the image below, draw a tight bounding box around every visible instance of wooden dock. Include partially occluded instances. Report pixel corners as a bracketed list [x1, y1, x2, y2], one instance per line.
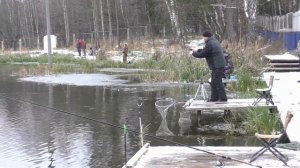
[263, 72, 300, 143]
[124, 144, 300, 168]
[184, 98, 276, 111]
[263, 53, 300, 72]
[124, 70, 300, 168]
[184, 98, 277, 126]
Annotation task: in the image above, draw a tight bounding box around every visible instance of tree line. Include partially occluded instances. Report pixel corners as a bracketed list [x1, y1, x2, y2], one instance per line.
[0, 0, 299, 49]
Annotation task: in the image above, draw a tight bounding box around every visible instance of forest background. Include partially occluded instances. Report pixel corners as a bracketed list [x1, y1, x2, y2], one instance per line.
[0, 0, 299, 50]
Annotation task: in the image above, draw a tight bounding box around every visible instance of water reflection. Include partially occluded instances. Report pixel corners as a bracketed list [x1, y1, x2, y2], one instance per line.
[48, 140, 55, 168]
[0, 65, 259, 168]
[177, 102, 192, 135]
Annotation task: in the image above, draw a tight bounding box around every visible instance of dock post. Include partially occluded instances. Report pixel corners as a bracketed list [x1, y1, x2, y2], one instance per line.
[137, 100, 144, 147]
[197, 110, 202, 127]
[123, 123, 128, 165]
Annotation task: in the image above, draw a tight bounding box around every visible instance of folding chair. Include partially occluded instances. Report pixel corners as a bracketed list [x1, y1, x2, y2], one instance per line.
[249, 111, 294, 165]
[252, 75, 274, 106]
[250, 131, 288, 165]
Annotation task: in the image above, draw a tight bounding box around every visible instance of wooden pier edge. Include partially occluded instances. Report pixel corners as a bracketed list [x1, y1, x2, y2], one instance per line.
[184, 98, 278, 127]
[122, 143, 150, 168]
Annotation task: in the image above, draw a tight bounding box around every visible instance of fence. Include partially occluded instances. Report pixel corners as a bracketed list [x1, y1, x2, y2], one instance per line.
[257, 10, 300, 51]
[257, 27, 300, 51]
[257, 13, 293, 31]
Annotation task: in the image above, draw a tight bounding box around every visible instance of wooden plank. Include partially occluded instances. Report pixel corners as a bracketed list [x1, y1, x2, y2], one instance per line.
[264, 54, 299, 61]
[268, 63, 300, 66]
[264, 67, 300, 71]
[265, 71, 300, 143]
[133, 146, 300, 168]
[184, 99, 276, 111]
[123, 143, 150, 168]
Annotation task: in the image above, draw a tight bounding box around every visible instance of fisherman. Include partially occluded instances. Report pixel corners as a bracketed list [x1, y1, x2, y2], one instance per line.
[191, 31, 227, 102]
[123, 43, 128, 63]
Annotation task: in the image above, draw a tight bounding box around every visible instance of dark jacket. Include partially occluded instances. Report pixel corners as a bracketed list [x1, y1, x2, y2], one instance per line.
[192, 37, 226, 70]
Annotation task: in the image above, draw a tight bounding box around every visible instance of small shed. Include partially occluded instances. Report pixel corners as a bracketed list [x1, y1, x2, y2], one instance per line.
[43, 35, 57, 51]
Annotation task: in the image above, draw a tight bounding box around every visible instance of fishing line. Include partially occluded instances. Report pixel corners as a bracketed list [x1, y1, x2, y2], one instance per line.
[0, 94, 262, 168]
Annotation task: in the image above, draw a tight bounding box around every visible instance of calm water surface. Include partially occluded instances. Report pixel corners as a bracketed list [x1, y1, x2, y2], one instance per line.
[0, 65, 257, 168]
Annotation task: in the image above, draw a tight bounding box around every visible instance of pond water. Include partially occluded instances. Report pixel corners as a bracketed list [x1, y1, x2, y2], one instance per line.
[0, 65, 258, 168]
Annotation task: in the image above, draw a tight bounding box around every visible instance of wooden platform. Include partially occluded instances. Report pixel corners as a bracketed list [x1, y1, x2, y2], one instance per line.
[124, 144, 300, 168]
[263, 54, 300, 72]
[264, 54, 299, 62]
[184, 98, 277, 111]
[183, 98, 277, 127]
[263, 72, 300, 143]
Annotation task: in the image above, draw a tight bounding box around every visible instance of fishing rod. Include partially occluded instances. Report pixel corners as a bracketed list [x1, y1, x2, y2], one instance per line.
[0, 94, 262, 168]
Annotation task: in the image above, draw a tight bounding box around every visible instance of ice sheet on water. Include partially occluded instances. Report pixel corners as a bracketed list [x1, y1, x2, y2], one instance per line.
[19, 74, 129, 86]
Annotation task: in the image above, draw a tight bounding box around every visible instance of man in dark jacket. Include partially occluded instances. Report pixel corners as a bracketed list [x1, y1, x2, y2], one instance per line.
[192, 31, 227, 102]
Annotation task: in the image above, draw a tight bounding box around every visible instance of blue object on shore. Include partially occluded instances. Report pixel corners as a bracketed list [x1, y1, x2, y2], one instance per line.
[230, 75, 237, 81]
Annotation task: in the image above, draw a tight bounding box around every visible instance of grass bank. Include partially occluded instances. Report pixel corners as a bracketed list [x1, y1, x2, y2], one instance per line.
[0, 53, 209, 82]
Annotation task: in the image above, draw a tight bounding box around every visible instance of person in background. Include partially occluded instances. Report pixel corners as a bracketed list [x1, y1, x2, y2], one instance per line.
[89, 47, 94, 56]
[81, 38, 87, 57]
[222, 43, 234, 79]
[192, 31, 227, 102]
[123, 43, 128, 63]
[76, 39, 81, 56]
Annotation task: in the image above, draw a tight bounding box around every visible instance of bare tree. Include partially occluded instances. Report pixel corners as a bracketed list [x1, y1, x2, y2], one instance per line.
[244, 0, 258, 40]
[31, 0, 40, 48]
[99, 0, 105, 42]
[164, 0, 181, 39]
[92, 0, 99, 47]
[223, 0, 238, 41]
[62, 0, 70, 46]
[114, 0, 120, 47]
[120, 0, 129, 28]
[107, 0, 113, 46]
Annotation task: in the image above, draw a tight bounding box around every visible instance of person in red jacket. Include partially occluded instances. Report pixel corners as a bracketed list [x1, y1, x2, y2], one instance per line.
[80, 38, 87, 57]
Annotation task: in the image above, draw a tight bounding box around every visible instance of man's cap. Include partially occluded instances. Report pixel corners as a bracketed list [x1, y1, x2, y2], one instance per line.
[202, 31, 212, 37]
